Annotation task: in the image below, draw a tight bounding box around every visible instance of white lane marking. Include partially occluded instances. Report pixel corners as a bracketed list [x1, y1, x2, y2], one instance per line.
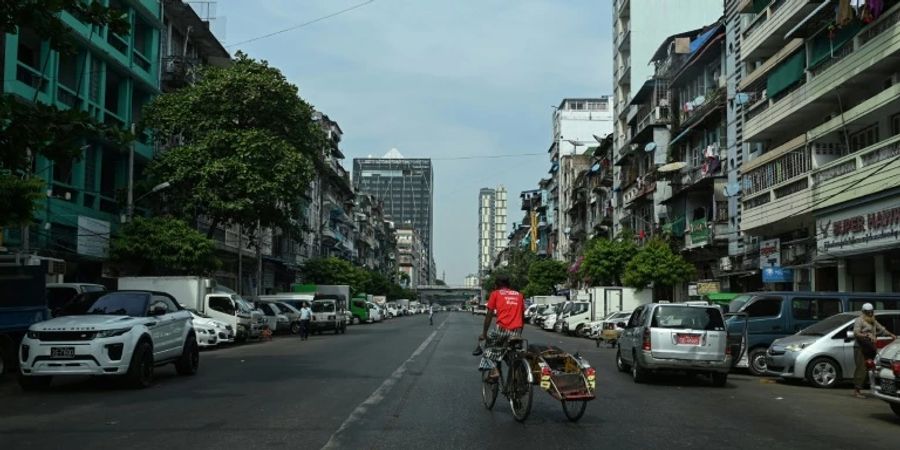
[321, 328, 438, 449]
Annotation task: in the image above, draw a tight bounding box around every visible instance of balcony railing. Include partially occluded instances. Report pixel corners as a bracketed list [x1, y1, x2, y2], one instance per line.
[743, 148, 811, 196]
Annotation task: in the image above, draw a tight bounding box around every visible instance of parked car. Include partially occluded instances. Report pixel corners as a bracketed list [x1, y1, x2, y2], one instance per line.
[188, 309, 234, 345]
[275, 302, 303, 334]
[873, 338, 900, 417]
[595, 311, 633, 345]
[256, 302, 290, 333]
[473, 304, 487, 316]
[366, 302, 383, 322]
[18, 290, 199, 390]
[766, 311, 900, 388]
[46, 283, 107, 317]
[617, 303, 731, 386]
[727, 291, 900, 375]
[236, 299, 265, 339]
[194, 324, 219, 348]
[311, 298, 347, 334]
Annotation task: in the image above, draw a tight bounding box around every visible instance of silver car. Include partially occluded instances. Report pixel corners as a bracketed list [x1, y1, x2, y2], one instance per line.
[873, 339, 900, 417]
[766, 311, 900, 388]
[616, 303, 731, 386]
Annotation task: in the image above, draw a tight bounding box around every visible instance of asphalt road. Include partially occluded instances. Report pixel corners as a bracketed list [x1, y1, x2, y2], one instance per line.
[1, 312, 898, 450]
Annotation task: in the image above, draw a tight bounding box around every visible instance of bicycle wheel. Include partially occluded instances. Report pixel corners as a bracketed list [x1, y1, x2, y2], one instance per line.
[562, 399, 587, 422]
[481, 370, 498, 410]
[509, 359, 533, 422]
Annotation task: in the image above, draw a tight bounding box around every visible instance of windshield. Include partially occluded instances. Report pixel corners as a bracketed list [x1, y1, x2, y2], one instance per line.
[82, 285, 106, 293]
[612, 312, 631, 320]
[86, 292, 149, 316]
[571, 303, 589, 314]
[728, 295, 753, 313]
[798, 313, 857, 336]
[651, 306, 725, 331]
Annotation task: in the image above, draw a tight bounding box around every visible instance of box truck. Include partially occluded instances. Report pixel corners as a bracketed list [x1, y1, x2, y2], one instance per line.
[118, 276, 254, 341]
[561, 287, 652, 336]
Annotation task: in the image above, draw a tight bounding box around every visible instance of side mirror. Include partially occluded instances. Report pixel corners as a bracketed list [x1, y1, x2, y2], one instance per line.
[846, 330, 855, 341]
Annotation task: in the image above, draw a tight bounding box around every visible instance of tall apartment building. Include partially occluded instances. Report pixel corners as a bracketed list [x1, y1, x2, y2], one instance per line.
[1, 0, 163, 282]
[396, 227, 426, 288]
[735, 0, 900, 292]
[477, 186, 508, 275]
[548, 97, 614, 261]
[612, 0, 724, 235]
[353, 149, 434, 284]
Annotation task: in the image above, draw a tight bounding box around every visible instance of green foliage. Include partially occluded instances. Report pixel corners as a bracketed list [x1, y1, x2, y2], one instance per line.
[522, 259, 567, 298]
[300, 257, 412, 299]
[0, 1, 131, 226]
[482, 246, 536, 294]
[109, 217, 220, 276]
[622, 238, 695, 291]
[578, 236, 638, 286]
[142, 53, 322, 236]
[434, 279, 447, 286]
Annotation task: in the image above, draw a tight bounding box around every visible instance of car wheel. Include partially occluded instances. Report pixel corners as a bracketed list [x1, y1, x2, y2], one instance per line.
[890, 403, 900, 417]
[805, 357, 841, 389]
[175, 337, 200, 376]
[125, 341, 154, 389]
[711, 372, 728, 387]
[575, 325, 585, 337]
[616, 348, 629, 373]
[631, 352, 647, 383]
[334, 326, 340, 335]
[18, 374, 52, 391]
[290, 322, 301, 335]
[747, 348, 768, 376]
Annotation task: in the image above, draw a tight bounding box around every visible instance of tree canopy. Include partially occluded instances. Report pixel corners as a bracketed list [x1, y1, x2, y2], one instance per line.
[578, 236, 638, 286]
[109, 217, 220, 276]
[299, 257, 414, 300]
[142, 53, 323, 237]
[522, 259, 567, 299]
[622, 238, 695, 292]
[0, 0, 131, 226]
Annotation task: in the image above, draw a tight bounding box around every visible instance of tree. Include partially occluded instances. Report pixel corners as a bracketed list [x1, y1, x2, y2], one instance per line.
[142, 53, 323, 238]
[578, 236, 638, 286]
[0, 1, 131, 226]
[522, 259, 567, 299]
[434, 279, 447, 286]
[622, 238, 695, 297]
[109, 217, 220, 276]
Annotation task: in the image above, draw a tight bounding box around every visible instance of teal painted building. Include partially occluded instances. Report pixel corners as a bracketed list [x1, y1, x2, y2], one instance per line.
[2, 0, 163, 281]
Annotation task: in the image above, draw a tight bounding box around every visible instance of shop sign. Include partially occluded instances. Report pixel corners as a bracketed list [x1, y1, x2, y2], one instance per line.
[762, 267, 793, 283]
[77, 216, 109, 258]
[817, 197, 900, 255]
[688, 218, 709, 247]
[759, 238, 780, 268]
[697, 281, 720, 295]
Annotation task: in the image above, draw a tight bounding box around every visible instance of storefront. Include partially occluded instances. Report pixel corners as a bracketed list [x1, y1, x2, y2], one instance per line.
[815, 195, 900, 293]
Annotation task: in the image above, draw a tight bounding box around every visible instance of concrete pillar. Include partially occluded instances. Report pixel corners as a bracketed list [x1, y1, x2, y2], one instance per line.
[837, 259, 849, 292]
[874, 254, 891, 293]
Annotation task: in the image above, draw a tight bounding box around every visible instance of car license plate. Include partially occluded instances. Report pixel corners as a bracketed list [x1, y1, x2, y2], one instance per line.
[882, 379, 897, 395]
[50, 347, 75, 359]
[676, 334, 701, 345]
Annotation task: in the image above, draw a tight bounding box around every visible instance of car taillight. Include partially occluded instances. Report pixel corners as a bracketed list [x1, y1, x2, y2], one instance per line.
[540, 365, 551, 390]
[585, 367, 596, 390]
[893, 361, 900, 377]
[642, 328, 651, 351]
[725, 344, 732, 356]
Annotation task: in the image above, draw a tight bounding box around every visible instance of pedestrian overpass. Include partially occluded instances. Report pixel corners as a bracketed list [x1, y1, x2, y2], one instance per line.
[415, 285, 480, 306]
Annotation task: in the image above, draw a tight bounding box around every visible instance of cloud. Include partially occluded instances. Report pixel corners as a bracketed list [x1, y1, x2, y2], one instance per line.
[216, 0, 612, 283]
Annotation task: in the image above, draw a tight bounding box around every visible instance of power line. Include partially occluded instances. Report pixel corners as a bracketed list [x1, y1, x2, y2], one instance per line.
[225, 0, 376, 48]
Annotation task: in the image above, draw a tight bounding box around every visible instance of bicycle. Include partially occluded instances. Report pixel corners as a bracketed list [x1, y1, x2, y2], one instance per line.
[480, 335, 534, 422]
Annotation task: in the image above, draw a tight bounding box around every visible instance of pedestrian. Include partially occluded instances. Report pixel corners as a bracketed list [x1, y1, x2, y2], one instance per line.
[428, 304, 434, 326]
[299, 302, 313, 341]
[852, 303, 896, 398]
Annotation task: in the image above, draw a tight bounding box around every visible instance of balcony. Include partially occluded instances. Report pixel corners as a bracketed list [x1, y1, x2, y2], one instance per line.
[812, 135, 900, 210]
[616, 0, 630, 17]
[741, 144, 815, 232]
[616, 26, 631, 52]
[637, 106, 671, 134]
[744, 6, 900, 142]
[161, 56, 199, 89]
[742, 0, 825, 60]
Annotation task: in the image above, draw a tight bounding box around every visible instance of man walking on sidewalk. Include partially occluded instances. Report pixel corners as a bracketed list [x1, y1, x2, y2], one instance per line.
[429, 304, 434, 326]
[299, 302, 312, 340]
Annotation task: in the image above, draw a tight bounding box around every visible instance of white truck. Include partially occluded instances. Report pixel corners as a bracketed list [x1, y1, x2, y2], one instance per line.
[396, 299, 411, 315]
[531, 295, 567, 306]
[561, 287, 652, 336]
[118, 277, 254, 342]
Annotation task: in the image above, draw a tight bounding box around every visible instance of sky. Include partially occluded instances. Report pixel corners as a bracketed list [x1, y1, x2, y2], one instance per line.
[210, 0, 613, 284]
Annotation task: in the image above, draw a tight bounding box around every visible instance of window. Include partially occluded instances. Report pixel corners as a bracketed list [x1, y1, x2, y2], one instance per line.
[151, 295, 178, 313]
[791, 297, 842, 321]
[627, 306, 644, 327]
[209, 296, 235, 315]
[651, 306, 725, 331]
[849, 298, 900, 311]
[87, 292, 149, 316]
[743, 297, 783, 318]
[259, 304, 274, 315]
[47, 287, 79, 310]
[849, 124, 879, 152]
[892, 113, 900, 136]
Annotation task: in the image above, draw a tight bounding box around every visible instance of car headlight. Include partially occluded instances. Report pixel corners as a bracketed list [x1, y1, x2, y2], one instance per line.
[26, 330, 39, 339]
[97, 328, 131, 338]
[785, 343, 809, 352]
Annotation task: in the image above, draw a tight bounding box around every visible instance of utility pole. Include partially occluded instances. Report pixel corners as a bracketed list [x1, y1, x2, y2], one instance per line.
[256, 220, 263, 296]
[126, 123, 135, 221]
[237, 224, 243, 296]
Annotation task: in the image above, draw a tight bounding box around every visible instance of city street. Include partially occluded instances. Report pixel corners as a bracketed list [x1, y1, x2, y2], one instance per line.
[1, 312, 898, 449]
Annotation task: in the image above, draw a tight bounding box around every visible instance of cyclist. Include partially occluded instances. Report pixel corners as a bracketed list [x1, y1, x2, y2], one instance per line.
[478, 275, 526, 380]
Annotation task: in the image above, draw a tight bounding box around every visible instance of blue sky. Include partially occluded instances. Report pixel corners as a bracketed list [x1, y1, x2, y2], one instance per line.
[213, 0, 613, 284]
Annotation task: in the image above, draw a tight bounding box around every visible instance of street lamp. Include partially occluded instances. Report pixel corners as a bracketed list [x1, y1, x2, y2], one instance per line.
[124, 181, 172, 222]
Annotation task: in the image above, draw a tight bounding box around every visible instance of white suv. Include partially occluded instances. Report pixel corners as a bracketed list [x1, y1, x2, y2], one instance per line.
[19, 290, 199, 390]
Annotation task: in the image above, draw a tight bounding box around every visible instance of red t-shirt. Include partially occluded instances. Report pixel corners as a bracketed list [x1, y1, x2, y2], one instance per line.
[487, 288, 525, 331]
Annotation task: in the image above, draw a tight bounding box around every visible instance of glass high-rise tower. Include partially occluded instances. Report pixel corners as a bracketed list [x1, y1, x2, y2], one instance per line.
[353, 149, 433, 284]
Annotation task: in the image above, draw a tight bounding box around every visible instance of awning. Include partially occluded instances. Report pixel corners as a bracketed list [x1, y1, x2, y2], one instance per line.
[785, 0, 833, 40]
[658, 161, 687, 173]
[669, 104, 723, 146]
